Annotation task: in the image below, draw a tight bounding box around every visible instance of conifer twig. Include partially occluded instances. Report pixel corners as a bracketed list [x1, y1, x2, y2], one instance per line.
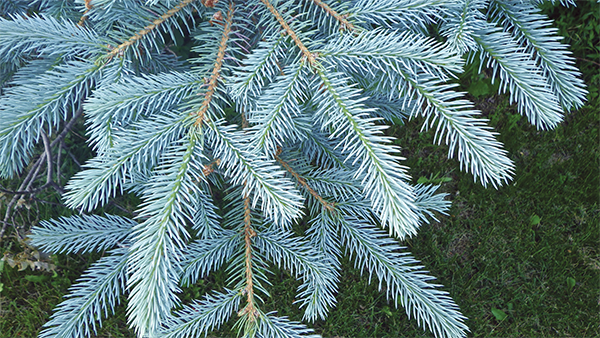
[237, 111, 258, 320]
[310, 0, 354, 31]
[107, 0, 197, 59]
[260, 0, 316, 66]
[239, 193, 258, 320]
[195, 2, 235, 126]
[275, 147, 335, 212]
[77, 0, 93, 27]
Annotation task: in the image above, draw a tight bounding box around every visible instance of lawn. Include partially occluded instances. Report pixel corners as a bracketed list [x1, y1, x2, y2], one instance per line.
[0, 1, 598, 337]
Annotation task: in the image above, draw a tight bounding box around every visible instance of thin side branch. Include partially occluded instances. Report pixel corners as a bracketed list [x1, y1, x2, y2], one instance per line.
[0, 131, 64, 195]
[0, 183, 52, 196]
[107, 0, 196, 58]
[310, 0, 354, 31]
[41, 132, 53, 185]
[237, 111, 258, 320]
[77, 0, 93, 27]
[0, 107, 84, 240]
[195, 2, 235, 127]
[239, 193, 258, 321]
[574, 56, 600, 67]
[56, 139, 64, 186]
[0, 158, 45, 239]
[275, 147, 335, 212]
[260, 0, 316, 66]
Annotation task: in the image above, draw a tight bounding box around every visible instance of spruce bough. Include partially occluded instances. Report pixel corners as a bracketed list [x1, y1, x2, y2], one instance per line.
[0, 0, 586, 337]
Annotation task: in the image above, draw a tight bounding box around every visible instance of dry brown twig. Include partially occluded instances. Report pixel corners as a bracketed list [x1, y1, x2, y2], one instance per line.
[0, 107, 84, 240]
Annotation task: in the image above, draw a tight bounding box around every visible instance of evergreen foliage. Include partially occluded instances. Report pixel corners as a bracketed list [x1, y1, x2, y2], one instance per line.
[0, 0, 586, 337]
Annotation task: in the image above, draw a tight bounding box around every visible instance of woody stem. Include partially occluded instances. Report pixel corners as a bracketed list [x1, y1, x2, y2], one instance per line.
[260, 0, 316, 65]
[107, 0, 196, 58]
[275, 150, 335, 212]
[195, 2, 235, 126]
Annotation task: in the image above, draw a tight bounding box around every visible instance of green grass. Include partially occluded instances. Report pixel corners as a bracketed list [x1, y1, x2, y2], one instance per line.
[1, 1, 598, 337]
[400, 101, 598, 337]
